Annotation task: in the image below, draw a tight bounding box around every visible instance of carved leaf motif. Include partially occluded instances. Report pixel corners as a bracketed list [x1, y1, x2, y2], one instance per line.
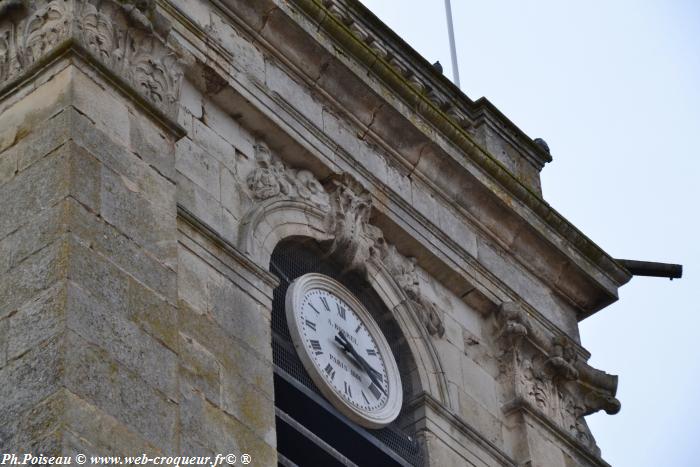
[18, 0, 67, 68]
[80, 5, 115, 61]
[0, 0, 183, 115]
[0, 30, 10, 82]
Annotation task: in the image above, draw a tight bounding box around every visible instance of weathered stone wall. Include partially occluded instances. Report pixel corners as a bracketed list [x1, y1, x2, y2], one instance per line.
[0, 1, 631, 466]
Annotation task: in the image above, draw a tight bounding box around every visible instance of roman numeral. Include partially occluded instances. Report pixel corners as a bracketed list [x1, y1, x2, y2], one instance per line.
[355, 324, 361, 333]
[336, 303, 346, 320]
[344, 381, 352, 398]
[305, 320, 316, 331]
[308, 303, 321, 314]
[324, 363, 336, 380]
[320, 296, 330, 311]
[309, 339, 323, 355]
[366, 349, 377, 356]
[368, 383, 382, 400]
[361, 390, 370, 404]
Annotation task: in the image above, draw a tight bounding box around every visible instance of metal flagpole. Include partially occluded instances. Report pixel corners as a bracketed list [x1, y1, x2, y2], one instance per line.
[444, 0, 461, 88]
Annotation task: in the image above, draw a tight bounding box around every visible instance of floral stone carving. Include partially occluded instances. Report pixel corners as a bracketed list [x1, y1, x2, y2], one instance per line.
[0, 0, 182, 117]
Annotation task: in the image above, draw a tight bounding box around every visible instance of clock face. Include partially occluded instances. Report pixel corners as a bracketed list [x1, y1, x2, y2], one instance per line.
[285, 274, 402, 429]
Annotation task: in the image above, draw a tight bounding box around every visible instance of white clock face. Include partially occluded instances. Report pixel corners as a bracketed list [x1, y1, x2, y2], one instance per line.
[285, 274, 402, 428]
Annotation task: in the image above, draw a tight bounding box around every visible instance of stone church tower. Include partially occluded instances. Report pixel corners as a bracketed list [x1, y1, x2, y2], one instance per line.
[0, 1, 647, 466]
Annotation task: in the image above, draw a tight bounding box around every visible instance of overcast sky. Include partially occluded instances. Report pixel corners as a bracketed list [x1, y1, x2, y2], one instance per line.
[359, 1, 699, 465]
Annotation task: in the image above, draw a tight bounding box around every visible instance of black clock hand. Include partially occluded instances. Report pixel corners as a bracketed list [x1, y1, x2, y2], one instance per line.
[336, 331, 388, 397]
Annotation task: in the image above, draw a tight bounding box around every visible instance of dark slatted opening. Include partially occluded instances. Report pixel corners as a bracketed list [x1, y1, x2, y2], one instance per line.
[270, 238, 424, 467]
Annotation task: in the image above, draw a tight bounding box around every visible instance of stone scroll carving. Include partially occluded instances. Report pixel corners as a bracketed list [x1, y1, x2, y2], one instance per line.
[0, 0, 182, 116]
[245, 146, 445, 338]
[495, 301, 620, 456]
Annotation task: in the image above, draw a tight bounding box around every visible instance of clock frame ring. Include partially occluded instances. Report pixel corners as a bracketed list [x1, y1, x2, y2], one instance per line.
[285, 273, 403, 429]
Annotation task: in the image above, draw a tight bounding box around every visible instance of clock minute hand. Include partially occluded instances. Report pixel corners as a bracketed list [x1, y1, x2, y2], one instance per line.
[336, 331, 388, 397]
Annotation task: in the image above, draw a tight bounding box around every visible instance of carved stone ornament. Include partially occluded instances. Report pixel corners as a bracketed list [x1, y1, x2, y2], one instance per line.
[246, 143, 329, 209]
[495, 301, 620, 456]
[0, 0, 182, 116]
[323, 174, 445, 337]
[245, 148, 445, 337]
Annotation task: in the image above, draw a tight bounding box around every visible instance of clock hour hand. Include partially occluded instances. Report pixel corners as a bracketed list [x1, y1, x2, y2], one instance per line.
[335, 331, 388, 397]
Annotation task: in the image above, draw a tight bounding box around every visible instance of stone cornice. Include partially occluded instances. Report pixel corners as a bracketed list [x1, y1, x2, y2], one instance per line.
[286, 0, 632, 317]
[0, 0, 184, 136]
[324, 0, 552, 171]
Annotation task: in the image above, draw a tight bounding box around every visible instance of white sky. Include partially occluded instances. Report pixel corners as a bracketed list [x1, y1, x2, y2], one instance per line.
[359, 1, 699, 465]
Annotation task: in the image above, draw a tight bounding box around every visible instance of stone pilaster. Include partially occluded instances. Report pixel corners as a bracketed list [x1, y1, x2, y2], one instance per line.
[0, 0, 183, 455]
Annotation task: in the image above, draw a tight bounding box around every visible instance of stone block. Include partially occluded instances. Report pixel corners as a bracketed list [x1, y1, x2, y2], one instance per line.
[177, 172, 224, 236]
[70, 109, 175, 213]
[322, 109, 360, 156]
[220, 165, 244, 214]
[525, 419, 567, 467]
[178, 247, 212, 314]
[180, 389, 276, 465]
[128, 277, 179, 352]
[8, 389, 64, 454]
[265, 58, 324, 129]
[191, 118, 237, 171]
[176, 138, 222, 200]
[0, 201, 69, 276]
[220, 369, 276, 446]
[177, 301, 274, 400]
[101, 165, 177, 268]
[179, 332, 221, 405]
[207, 270, 272, 359]
[0, 147, 71, 240]
[0, 336, 63, 447]
[66, 282, 179, 400]
[0, 239, 68, 319]
[7, 282, 66, 362]
[63, 389, 163, 456]
[70, 69, 131, 147]
[179, 79, 203, 120]
[461, 356, 500, 415]
[67, 239, 129, 316]
[129, 110, 177, 182]
[67, 199, 176, 300]
[64, 332, 178, 452]
[0, 66, 72, 156]
[0, 148, 16, 186]
[457, 389, 504, 447]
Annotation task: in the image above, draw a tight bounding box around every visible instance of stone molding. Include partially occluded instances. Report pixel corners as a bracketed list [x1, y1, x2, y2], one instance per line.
[243, 143, 446, 338]
[0, 0, 182, 118]
[318, 0, 551, 172]
[495, 301, 620, 457]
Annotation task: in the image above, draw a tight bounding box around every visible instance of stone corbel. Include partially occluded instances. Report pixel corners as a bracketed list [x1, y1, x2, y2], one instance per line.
[0, 0, 183, 121]
[495, 301, 530, 346]
[495, 301, 620, 456]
